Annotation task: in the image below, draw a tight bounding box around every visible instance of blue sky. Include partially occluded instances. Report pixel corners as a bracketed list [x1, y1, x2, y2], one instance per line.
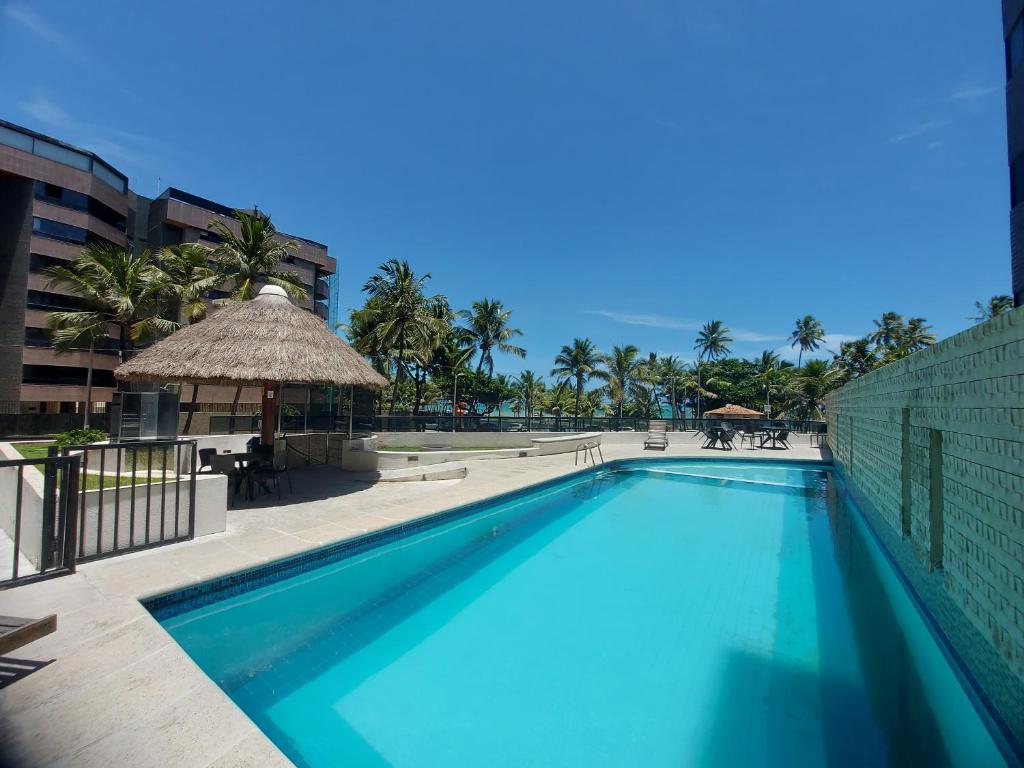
[0, 1, 1011, 375]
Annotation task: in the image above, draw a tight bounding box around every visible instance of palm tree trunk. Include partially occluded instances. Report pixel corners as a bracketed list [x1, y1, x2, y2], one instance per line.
[575, 376, 583, 431]
[82, 340, 94, 430]
[229, 387, 240, 436]
[798, 349, 803, 368]
[183, 385, 199, 434]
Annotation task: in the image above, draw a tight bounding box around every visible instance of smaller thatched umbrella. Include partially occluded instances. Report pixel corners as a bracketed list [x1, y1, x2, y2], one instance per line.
[115, 285, 388, 445]
[703, 403, 763, 419]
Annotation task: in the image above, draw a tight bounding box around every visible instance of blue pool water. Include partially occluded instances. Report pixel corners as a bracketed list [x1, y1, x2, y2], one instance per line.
[153, 460, 1010, 767]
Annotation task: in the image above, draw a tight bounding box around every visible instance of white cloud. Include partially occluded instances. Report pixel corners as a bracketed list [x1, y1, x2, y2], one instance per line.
[948, 83, 998, 103]
[3, 4, 81, 59]
[583, 309, 784, 344]
[583, 310, 698, 330]
[888, 119, 950, 144]
[17, 89, 169, 173]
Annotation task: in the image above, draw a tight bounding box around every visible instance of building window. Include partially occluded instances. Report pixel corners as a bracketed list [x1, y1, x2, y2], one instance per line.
[34, 181, 128, 232]
[29, 253, 67, 273]
[26, 290, 83, 311]
[1009, 15, 1024, 79]
[162, 223, 184, 246]
[198, 229, 223, 244]
[22, 364, 117, 387]
[92, 160, 128, 194]
[32, 139, 91, 171]
[32, 216, 87, 244]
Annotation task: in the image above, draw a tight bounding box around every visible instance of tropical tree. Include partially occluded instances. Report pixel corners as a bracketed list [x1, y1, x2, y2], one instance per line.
[460, 298, 526, 411]
[602, 344, 641, 419]
[694, 320, 732, 418]
[793, 359, 840, 420]
[551, 337, 608, 426]
[355, 259, 449, 414]
[754, 350, 787, 418]
[514, 370, 545, 427]
[658, 355, 688, 419]
[901, 317, 935, 353]
[45, 243, 175, 427]
[870, 312, 904, 350]
[789, 315, 825, 367]
[159, 243, 224, 433]
[159, 244, 221, 324]
[209, 210, 306, 301]
[833, 337, 878, 382]
[208, 209, 308, 414]
[969, 295, 1013, 322]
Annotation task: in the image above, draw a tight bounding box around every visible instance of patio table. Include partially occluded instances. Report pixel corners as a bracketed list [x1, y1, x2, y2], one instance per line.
[702, 426, 734, 451]
[759, 426, 789, 449]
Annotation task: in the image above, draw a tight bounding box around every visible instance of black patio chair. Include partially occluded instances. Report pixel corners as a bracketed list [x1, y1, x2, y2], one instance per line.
[720, 428, 737, 450]
[777, 430, 791, 448]
[197, 448, 216, 473]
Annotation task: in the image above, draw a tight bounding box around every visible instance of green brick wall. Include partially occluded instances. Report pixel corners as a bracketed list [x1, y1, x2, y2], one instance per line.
[825, 306, 1024, 744]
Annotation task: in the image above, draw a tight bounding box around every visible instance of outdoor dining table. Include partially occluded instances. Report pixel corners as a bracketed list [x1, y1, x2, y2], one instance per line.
[211, 452, 263, 500]
[759, 426, 789, 449]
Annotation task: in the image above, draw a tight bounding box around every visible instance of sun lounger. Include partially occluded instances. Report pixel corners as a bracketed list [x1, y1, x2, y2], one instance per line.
[0, 615, 57, 656]
[644, 420, 669, 450]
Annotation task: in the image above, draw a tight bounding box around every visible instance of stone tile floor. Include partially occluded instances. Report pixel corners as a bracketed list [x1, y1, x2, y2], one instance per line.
[0, 435, 830, 767]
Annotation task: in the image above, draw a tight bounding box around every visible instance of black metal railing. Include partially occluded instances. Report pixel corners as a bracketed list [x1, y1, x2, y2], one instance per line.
[204, 411, 826, 436]
[0, 454, 80, 588]
[55, 439, 198, 563]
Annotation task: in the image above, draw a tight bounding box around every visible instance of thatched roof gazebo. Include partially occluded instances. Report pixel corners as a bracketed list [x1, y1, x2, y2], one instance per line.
[703, 403, 763, 419]
[115, 285, 387, 444]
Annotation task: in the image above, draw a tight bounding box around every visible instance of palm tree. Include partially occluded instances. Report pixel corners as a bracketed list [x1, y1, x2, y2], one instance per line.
[969, 295, 1013, 322]
[901, 317, 935, 353]
[658, 355, 687, 420]
[755, 350, 785, 418]
[551, 338, 608, 428]
[462, 299, 526, 377]
[833, 337, 877, 381]
[45, 243, 174, 428]
[870, 312, 904, 350]
[602, 344, 640, 419]
[789, 315, 825, 367]
[159, 244, 224, 433]
[514, 370, 544, 428]
[694, 320, 732, 418]
[209, 210, 306, 301]
[208, 209, 308, 415]
[357, 259, 449, 414]
[795, 359, 839, 420]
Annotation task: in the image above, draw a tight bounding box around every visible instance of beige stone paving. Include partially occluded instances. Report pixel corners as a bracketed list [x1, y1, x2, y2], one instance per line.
[0, 434, 829, 767]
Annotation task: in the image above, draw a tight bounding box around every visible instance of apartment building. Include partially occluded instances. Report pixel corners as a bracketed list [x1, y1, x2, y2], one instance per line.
[0, 119, 335, 414]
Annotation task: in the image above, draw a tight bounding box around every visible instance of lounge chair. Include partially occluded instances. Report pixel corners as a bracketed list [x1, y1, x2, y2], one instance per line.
[644, 420, 669, 450]
[0, 614, 57, 656]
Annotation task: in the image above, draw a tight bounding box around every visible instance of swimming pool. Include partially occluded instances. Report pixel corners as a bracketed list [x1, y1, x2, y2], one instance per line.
[148, 460, 1012, 767]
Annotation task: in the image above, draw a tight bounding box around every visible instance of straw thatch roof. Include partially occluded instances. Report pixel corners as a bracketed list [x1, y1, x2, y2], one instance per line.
[703, 403, 763, 418]
[115, 286, 388, 388]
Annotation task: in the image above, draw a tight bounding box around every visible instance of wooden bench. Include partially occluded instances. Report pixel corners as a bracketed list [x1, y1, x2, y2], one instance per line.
[0, 615, 57, 656]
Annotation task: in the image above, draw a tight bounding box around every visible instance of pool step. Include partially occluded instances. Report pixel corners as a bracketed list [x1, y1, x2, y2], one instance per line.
[346, 461, 469, 483]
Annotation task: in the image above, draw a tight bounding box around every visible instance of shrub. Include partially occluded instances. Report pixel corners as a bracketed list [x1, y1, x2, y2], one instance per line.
[53, 427, 107, 450]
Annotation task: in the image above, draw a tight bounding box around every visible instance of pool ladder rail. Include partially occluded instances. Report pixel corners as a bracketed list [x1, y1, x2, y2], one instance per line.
[574, 440, 605, 467]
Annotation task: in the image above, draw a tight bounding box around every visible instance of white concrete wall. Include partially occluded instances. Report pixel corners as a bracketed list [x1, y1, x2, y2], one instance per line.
[0, 442, 47, 568]
[76, 474, 227, 557]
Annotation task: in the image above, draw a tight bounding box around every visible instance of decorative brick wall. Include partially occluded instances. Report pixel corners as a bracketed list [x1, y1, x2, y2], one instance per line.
[825, 307, 1024, 744]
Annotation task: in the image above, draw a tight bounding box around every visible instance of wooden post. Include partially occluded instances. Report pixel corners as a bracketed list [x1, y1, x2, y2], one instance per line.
[261, 383, 278, 446]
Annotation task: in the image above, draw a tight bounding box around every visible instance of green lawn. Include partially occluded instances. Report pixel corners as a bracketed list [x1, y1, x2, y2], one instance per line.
[12, 442, 170, 490]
